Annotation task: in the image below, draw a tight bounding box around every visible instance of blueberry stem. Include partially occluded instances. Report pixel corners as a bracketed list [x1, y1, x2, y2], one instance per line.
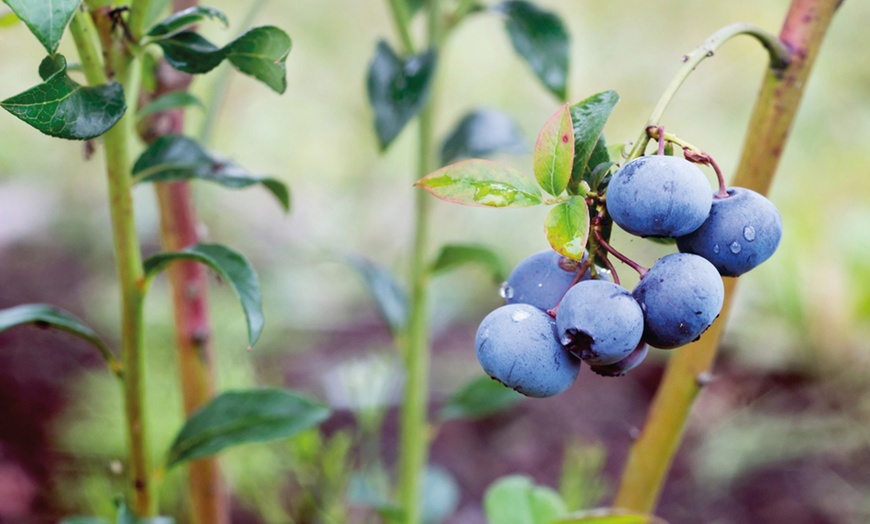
[627, 23, 791, 161]
[592, 219, 649, 280]
[656, 126, 666, 155]
[547, 256, 592, 318]
[645, 127, 730, 198]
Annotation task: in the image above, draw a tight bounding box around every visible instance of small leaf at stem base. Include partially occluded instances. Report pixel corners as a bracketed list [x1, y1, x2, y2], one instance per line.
[545, 196, 589, 261]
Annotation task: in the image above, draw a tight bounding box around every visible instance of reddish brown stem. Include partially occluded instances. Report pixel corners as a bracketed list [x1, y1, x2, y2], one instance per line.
[547, 256, 592, 317]
[656, 126, 665, 155]
[707, 155, 729, 198]
[593, 226, 649, 280]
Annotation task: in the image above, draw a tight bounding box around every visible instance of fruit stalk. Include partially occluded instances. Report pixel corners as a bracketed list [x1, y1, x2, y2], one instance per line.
[69, 5, 156, 516]
[393, 0, 442, 522]
[613, 0, 843, 512]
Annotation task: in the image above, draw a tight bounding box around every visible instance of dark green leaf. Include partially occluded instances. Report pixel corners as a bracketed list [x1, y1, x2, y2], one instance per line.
[583, 135, 612, 192]
[345, 254, 408, 335]
[438, 375, 522, 421]
[166, 388, 330, 468]
[38, 53, 66, 80]
[440, 109, 526, 165]
[568, 91, 619, 194]
[132, 134, 289, 211]
[1, 54, 125, 140]
[533, 104, 574, 196]
[484, 475, 567, 524]
[143, 243, 264, 347]
[415, 159, 541, 208]
[545, 196, 589, 261]
[367, 40, 436, 150]
[422, 466, 460, 524]
[493, 1, 569, 100]
[554, 509, 668, 524]
[404, 0, 424, 16]
[0, 304, 117, 370]
[137, 91, 203, 121]
[3, 0, 81, 54]
[146, 6, 228, 38]
[430, 244, 506, 282]
[155, 26, 292, 93]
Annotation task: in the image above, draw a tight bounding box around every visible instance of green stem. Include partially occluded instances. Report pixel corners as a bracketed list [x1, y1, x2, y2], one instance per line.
[614, 0, 842, 513]
[394, 1, 442, 522]
[626, 22, 791, 161]
[70, 7, 155, 518]
[387, 0, 416, 54]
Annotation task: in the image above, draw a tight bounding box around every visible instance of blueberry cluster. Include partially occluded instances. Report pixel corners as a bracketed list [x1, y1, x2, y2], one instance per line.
[474, 155, 783, 398]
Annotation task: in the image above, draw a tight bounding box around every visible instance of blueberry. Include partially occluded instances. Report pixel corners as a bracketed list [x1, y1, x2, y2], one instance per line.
[475, 304, 581, 398]
[504, 250, 590, 311]
[606, 155, 712, 237]
[676, 187, 783, 277]
[632, 253, 724, 349]
[555, 280, 644, 365]
[589, 342, 648, 377]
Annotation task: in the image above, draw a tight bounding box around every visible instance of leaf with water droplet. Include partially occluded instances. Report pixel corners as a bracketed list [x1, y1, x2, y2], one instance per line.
[545, 196, 589, 260]
[533, 104, 574, 196]
[568, 90, 619, 194]
[415, 159, 542, 208]
[493, 1, 569, 100]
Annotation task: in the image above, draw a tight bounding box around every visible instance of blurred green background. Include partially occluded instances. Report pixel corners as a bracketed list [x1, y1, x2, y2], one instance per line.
[0, 0, 868, 523]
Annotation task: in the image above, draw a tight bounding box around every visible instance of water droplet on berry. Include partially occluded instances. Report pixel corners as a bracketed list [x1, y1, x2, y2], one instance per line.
[730, 241, 742, 254]
[511, 309, 531, 322]
[713, 244, 720, 254]
[743, 225, 756, 241]
[499, 282, 514, 299]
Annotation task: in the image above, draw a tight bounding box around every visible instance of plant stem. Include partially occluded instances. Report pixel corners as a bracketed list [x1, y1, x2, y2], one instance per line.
[395, 1, 442, 522]
[613, 0, 842, 513]
[70, 7, 155, 517]
[626, 22, 791, 161]
[387, 0, 416, 54]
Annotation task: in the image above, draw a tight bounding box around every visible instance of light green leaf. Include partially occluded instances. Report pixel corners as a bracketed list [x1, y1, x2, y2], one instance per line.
[166, 388, 330, 468]
[554, 508, 668, 524]
[568, 91, 619, 194]
[484, 475, 567, 524]
[415, 159, 542, 208]
[1, 54, 125, 140]
[422, 466, 460, 524]
[155, 26, 292, 93]
[438, 375, 523, 421]
[137, 91, 203, 121]
[429, 244, 506, 282]
[534, 104, 574, 196]
[493, 1, 569, 100]
[132, 134, 289, 211]
[146, 6, 228, 38]
[3, 0, 81, 54]
[545, 196, 589, 261]
[143, 243, 264, 347]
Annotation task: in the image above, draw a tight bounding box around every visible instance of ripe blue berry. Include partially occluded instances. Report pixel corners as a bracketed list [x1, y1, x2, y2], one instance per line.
[606, 155, 712, 237]
[504, 250, 590, 311]
[676, 187, 783, 277]
[589, 342, 648, 377]
[632, 253, 724, 349]
[555, 280, 644, 365]
[475, 303, 580, 398]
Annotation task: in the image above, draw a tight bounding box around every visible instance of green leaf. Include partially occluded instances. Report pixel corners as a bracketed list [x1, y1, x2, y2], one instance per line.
[143, 243, 264, 347]
[154, 26, 292, 93]
[132, 134, 289, 211]
[367, 40, 437, 150]
[554, 509, 668, 524]
[484, 475, 567, 524]
[429, 244, 507, 282]
[0, 304, 117, 370]
[1, 54, 125, 140]
[146, 6, 228, 38]
[345, 254, 408, 335]
[440, 109, 526, 165]
[583, 135, 612, 192]
[438, 375, 523, 421]
[166, 388, 330, 468]
[493, 1, 569, 100]
[3, 0, 81, 54]
[422, 466, 460, 524]
[137, 91, 203, 121]
[534, 104, 574, 196]
[415, 159, 541, 208]
[545, 196, 589, 261]
[568, 91, 619, 194]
